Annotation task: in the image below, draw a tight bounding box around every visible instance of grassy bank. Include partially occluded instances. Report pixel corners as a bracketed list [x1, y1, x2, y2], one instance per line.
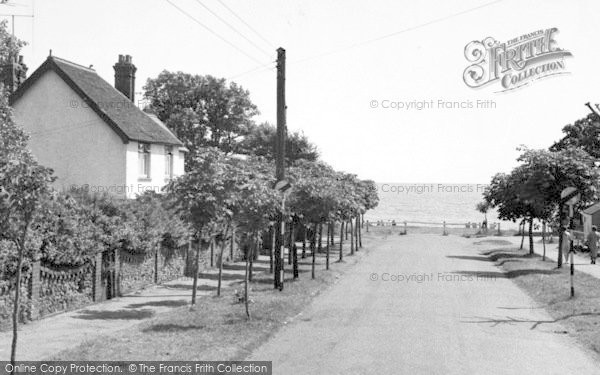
[481, 245, 600, 355]
[52, 238, 375, 361]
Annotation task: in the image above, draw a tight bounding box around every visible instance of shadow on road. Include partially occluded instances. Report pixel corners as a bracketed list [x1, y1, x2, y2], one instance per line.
[446, 255, 491, 262]
[126, 300, 188, 309]
[197, 272, 245, 281]
[73, 308, 155, 320]
[462, 311, 600, 330]
[453, 269, 559, 279]
[167, 284, 218, 291]
[142, 323, 206, 333]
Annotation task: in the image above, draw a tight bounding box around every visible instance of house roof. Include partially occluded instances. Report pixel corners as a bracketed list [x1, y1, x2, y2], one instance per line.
[583, 203, 600, 215]
[10, 56, 183, 146]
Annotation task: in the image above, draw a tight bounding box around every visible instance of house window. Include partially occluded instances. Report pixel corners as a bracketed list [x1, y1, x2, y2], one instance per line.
[165, 145, 173, 178]
[138, 142, 151, 179]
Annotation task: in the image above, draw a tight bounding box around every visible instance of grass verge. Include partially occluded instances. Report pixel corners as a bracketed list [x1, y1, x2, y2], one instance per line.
[484, 246, 600, 355]
[51, 239, 375, 361]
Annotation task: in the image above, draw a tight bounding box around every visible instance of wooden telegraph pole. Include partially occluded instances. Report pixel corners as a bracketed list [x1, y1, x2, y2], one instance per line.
[274, 47, 286, 290]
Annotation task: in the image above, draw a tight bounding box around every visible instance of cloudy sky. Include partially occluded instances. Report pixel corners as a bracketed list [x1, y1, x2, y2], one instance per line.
[6, 0, 599, 184]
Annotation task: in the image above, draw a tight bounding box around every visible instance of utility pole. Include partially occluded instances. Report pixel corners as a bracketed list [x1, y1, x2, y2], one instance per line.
[274, 47, 286, 290]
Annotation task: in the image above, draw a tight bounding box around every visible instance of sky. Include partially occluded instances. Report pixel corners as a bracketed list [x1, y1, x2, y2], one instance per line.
[5, 0, 600, 184]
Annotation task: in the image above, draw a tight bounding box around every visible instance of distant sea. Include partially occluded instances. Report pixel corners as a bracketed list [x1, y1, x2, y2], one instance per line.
[363, 183, 519, 229]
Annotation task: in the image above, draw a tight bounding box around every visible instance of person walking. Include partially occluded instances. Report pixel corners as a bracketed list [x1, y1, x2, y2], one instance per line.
[587, 226, 599, 264]
[562, 227, 572, 265]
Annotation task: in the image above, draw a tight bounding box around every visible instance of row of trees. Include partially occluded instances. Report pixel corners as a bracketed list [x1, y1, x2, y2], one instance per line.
[1, 23, 379, 362]
[166, 149, 378, 317]
[481, 110, 600, 264]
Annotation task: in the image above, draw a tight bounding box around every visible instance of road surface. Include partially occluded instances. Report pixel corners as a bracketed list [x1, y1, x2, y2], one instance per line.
[250, 234, 600, 374]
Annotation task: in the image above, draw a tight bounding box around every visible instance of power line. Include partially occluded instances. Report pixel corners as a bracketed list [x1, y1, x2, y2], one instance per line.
[193, 0, 272, 59]
[227, 60, 276, 80]
[215, 0, 275, 49]
[165, 0, 269, 66]
[290, 0, 504, 66]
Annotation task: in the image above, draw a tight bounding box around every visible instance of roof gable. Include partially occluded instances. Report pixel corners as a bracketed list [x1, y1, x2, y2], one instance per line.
[10, 56, 183, 146]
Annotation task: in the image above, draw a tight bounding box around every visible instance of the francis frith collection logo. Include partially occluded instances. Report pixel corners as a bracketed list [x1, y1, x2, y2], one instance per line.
[463, 27, 572, 92]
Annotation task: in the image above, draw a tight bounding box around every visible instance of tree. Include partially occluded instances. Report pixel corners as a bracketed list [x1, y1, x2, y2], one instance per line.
[476, 201, 490, 223]
[166, 148, 235, 306]
[518, 147, 600, 263]
[550, 112, 600, 158]
[143, 71, 259, 165]
[227, 157, 278, 318]
[239, 122, 319, 164]
[485, 147, 600, 259]
[0, 94, 54, 366]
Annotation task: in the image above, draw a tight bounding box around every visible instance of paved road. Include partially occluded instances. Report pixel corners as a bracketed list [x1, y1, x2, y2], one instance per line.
[250, 234, 600, 374]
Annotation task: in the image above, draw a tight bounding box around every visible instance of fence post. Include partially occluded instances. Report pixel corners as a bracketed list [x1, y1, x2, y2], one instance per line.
[404, 221, 407, 234]
[497, 222, 501, 235]
[443, 221, 448, 236]
[28, 260, 41, 320]
[93, 252, 103, 302]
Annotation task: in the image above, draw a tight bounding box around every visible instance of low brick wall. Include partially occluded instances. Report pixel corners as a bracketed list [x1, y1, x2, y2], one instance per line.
[0, 240, 239, 331]
[120, 245, 195, 294]
[38, 264, 94, 317]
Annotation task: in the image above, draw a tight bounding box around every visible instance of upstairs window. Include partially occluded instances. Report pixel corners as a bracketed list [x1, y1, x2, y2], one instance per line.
[138, 142, 151, 179]
[165, 145, 173, 178]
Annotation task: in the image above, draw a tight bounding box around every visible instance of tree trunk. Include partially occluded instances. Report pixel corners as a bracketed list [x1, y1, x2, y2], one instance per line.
[210, 237, 214, 267]
[301, 226, 307, 259]
[528, 217, 534, 255]
[154, 245, 159, 284]
[330, 222, 335, 246]
[318, 223, 323, 253]
[350, 218, 355, 255]
[339, 221, 344, 262]
[270, 224, 275, 273]
[249, 232, 257, 282]
[326, 222, 331, 270]
[217, 224, 231, 297]
[292, 224, 299, 279]
[311, 223, 317, 279]
[358, 215, 362, 248]
[229, 226, 234, 261]
[520, 220, 525, 250]
[288, 222, 293, 265]
[244, 238, 252, 320]
[11, 242, 24, 366]
[354, 216, 359, 250]
[558, 207, 564, 268]
[542, 221, 546, 261]
[346, 220, 350, 239]
[191, 237, 202, 306]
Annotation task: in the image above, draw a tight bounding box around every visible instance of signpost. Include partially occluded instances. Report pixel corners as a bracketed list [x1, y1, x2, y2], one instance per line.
[561, 187, 579, 297]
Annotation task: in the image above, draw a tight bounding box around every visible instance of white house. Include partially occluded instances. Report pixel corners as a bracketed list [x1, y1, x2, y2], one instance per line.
[7, 54, 187, 198]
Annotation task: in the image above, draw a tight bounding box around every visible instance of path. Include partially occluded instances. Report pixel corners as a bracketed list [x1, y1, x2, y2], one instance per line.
[0, 257, 265, 360]
[505, 235, 600, 279]
[249, 234, 600, 374]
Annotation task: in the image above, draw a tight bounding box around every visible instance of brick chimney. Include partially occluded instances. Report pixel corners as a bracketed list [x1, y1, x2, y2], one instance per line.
[1, 55, 27, 93]
[113, 54, 136, 102]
